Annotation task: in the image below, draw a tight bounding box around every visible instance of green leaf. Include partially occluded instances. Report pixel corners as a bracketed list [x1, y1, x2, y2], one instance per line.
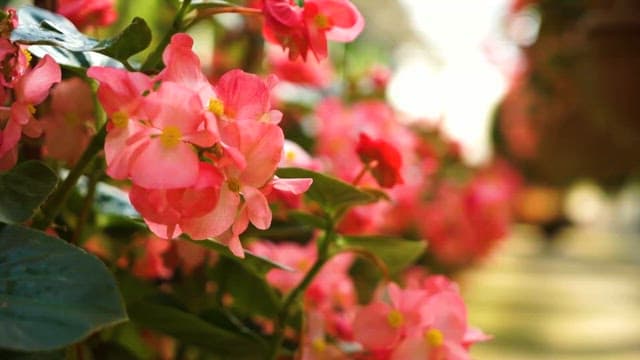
[11, 6, 151, 64]
[183, 237, 293, 275]
[0, 161, 57, 224]
[189, 0, 238, 9]
[94, 17, 152, 62]
[334, 235, 426, 275]
[276, 167, 381, 215]
[0, 225, 127, 351]
[210, 257, 280, 317]
[128, 302, 265, 358]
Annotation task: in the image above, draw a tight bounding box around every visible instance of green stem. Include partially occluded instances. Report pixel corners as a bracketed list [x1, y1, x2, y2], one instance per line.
[268, 223, 335, 360]
[141, 0, 192, 72]
[71, 165, 100, 245]
[32, 125, 107, 230]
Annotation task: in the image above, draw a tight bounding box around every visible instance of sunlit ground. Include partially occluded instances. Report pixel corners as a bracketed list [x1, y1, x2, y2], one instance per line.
[464, 224, 640, 360]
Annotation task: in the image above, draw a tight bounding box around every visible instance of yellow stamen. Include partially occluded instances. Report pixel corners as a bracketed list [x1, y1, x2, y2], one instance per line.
[159, 126, 182, 149]
[111, 111, 129, 128]
[285, 150, 296, 163]
[425, 328, 444, 348]
[387, 310, 404, 328]
[27, 104, 36, 114]
[311, 337, 327, 352]
[208, 98, 225, 117]
[21, 48, 32, 63]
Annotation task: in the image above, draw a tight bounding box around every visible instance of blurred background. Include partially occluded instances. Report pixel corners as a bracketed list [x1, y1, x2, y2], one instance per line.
[347, 0, 640, 359]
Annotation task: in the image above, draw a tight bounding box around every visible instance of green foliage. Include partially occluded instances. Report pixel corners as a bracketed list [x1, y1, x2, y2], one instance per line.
[334, 235, 426, 275]
[276, 167, 384, 217]
[11, 6, 151, 67]
[127, 302, 265, 359]
[0, 161, 57, 224]
[0, 225, 127, 351]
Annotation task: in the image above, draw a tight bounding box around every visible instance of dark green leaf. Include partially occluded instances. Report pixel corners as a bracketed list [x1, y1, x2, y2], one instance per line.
[334, 235, 426, 275]
[0, 161, 57, 224]
[0, 225, 127, 351]
[95, 17, 151, 62]
[128, 302, 265, 358]
[210, 257, 280, 317]
[288, 211, 328, 229]
[276, 167, 380, 215]
[12, 7, 151, 64]
[183, 237, 293, 275]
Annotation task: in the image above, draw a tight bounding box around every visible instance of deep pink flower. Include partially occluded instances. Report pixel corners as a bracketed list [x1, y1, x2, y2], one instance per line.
[267, 45, 333, 87]
[57, 0, 117, 29]
[262, 0, 364, 61]
[0, 55, 61, 163]
[356, 133, 404, 188]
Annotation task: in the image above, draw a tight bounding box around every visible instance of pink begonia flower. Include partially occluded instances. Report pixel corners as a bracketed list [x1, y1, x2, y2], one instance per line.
[0, 55, 61, 162]
[181, 122, 308, 257]
[86, 66, 153, 179]
[262, 0, 365, 61]
[267, 45, 333, 87]
[130, 161, 224, 239]
[41, 78, 95, 165]
[57, 0, 117, 30]
[353, 278, 489, 359]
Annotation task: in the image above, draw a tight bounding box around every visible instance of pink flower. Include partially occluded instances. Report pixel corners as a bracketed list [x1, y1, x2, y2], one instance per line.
[262, 0, 365, 61]
[267, 45, 333, 87]
[41, 78, 95, 165]
[0, 55, 61, 165]
[57, 0, 117, 30]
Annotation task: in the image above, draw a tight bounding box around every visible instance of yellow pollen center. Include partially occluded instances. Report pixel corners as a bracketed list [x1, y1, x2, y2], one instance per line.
[314, 14, 331, 30]
[112, 111, 129, 128]
[27, 104, 36, 115]
[21, 48, 32, 63]
[208, 99, 225, 117]
[387, 310, 404, 328]
[311, 337, 327, 352]
[227, 179, 241, 193]
[285, 150, 296, 163]
[425, 328, 444, 348]
[159, 126, 182, 149]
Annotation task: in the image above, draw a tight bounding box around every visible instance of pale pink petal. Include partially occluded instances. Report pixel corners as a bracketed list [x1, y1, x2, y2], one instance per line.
[15, 55, 61, 104]
[184, 129, 217, 147]
[145, 219, 183, 239]
[87, 66, 152, 115]
[130, 140, 199, 189]
[318, 0, 365, 42]
[243, 186, 271, 230]
[0, 115, 24, 155]
[142, 82, 204, 133]
[271, 177, 313, 194]
[238, 123, 284, 187]
[0, 147, 18, 171]
[216, 69, 272, 122]
[390, 336, 429, 360]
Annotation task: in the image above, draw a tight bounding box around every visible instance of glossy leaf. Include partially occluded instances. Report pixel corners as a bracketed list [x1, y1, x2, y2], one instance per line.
[276, 167, 382, 215]
[0, 161, 57, 224]
[0, 225, 127, 351]
[28, 45, 123, 72]
[11, 7, 151, 63]
[334, 235, 426, 275]
[128, 302, 265, 358]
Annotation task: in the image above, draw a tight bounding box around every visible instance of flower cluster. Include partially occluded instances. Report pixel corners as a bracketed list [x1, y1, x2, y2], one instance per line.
[261, 0, 365, 61]
[0, 9, 61, 170]
[89, 33, 312, 257]
[353, 276, 490, 360]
